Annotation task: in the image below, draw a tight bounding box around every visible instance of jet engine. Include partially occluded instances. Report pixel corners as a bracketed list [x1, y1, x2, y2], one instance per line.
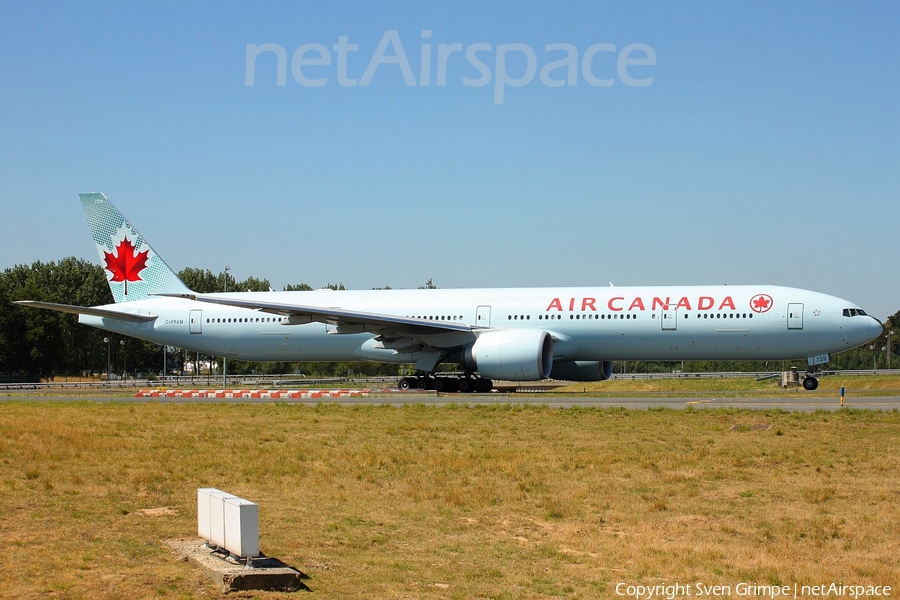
[549, 360, 614, 381]
[463, 329, 553, 381]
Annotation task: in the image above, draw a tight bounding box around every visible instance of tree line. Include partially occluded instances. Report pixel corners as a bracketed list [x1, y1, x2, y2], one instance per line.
[1, 258, 897, 381]
[0, 259, 422, 381]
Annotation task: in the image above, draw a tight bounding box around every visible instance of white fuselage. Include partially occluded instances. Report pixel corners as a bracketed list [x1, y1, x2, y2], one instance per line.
[79, 284, 882, 365]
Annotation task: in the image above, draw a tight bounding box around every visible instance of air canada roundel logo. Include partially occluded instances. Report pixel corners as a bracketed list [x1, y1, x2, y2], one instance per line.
[750, 294, 773, 313]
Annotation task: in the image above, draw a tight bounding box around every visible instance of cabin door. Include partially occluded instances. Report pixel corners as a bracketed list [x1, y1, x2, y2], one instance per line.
[476, 305, 492, 328]
[787, 303, 804, 330]
[190, 310, 202, 334]
[661, 308, 677, 330]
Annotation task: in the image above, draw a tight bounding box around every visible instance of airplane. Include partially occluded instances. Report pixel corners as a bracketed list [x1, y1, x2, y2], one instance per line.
[16, 192, 883, 392]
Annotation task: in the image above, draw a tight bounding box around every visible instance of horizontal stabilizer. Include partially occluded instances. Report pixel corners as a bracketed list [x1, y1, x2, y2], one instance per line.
[14, 301, 157, 323]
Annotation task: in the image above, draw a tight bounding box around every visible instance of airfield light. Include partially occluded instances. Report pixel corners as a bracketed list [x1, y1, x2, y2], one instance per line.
[103, 337, 110, 381]
[223, 266, 230, 387]
[888, 329, 894, 371]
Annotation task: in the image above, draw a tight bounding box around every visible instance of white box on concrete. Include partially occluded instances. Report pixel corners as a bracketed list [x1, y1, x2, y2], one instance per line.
[197, 488, 216, 541]
[224, 496, 259, 558]
[199, 488, 238, 548]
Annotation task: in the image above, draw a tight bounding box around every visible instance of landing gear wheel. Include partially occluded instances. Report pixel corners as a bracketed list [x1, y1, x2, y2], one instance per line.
[474, 378, 493, 393]
[399, 378, 413, 390]
[458, 378, 474, 393]
[802, 376, 819, 391]
[416, 378, 428, 390]
[431, 378, 461, 393]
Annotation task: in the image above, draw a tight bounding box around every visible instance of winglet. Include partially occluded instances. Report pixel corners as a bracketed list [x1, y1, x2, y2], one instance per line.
[80, 193, 192, 303]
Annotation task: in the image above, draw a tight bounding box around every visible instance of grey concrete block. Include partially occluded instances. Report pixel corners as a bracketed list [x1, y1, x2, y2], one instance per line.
[167, 539, 309, 593]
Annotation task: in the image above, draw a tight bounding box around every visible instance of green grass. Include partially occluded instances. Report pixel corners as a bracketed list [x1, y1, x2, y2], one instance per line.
[0, 402, 898, 598]
[551, 373, 900, 396]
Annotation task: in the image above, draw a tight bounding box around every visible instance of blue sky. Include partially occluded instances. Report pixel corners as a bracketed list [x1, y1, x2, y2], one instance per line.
[2, 2, 897, 318]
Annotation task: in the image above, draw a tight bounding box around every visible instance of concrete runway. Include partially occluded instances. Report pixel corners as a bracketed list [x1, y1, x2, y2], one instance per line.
[3, 393, 899, 411]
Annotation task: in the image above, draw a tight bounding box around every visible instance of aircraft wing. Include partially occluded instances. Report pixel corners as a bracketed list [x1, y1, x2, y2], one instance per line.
[13, 301, 158, 323]
[191, 295, 475, 337]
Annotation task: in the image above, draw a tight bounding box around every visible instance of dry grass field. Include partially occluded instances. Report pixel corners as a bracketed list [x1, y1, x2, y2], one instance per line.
[1, 401, 898, 599]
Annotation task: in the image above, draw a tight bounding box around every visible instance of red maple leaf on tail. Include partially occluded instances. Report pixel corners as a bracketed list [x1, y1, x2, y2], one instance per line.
[103, 237, 149, 295]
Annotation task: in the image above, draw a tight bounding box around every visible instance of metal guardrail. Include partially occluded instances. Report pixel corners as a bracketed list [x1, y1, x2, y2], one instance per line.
[0, 375, 385, 391]
[3, 371, 898, 392]
[606, 371, 780, 381]
[605, 369, 900, 380]
[0, 380, 152, 390]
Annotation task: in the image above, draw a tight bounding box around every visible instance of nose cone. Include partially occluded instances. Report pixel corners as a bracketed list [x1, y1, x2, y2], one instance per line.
[837, 313, 883, 349]
[865, 316, 885, 344]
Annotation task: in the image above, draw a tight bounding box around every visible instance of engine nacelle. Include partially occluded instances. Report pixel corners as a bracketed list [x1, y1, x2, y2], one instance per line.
[464, 329, 553, 381]
[549, 360, 614, 382]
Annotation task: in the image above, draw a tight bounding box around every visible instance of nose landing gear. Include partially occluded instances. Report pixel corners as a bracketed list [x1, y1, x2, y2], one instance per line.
[802, 354, 830, 391]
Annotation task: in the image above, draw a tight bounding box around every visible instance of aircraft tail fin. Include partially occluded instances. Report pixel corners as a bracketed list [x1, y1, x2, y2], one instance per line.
[80, 192, 192, 303]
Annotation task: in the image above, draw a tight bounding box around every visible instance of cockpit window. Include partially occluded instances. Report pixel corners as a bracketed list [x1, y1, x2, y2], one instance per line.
[843, 308, 867, 317]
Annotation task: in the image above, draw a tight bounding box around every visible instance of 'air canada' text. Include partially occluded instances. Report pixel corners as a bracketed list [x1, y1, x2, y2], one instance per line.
[546, 296, 739, 313]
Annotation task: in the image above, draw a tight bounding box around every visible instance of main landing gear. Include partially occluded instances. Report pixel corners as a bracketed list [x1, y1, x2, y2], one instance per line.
[398, 375, 494, 393]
